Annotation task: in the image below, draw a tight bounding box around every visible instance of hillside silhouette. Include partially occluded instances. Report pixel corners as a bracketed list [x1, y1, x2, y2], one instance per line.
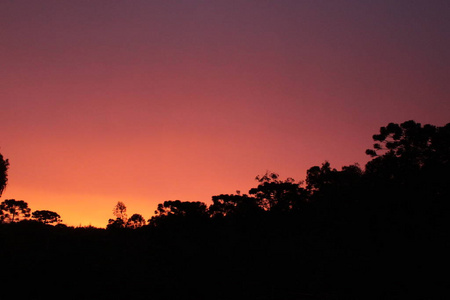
[0, 120, 449, 299]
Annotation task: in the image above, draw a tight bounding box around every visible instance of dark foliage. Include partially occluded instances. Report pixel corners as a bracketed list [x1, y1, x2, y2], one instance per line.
[32, 210, 62, 224]
[0, 199, 31, 223]
[0, 152, 9, 197]
[249, 172, 306, 213]
[209, 192, 260, 218]
[107, 202, 130, 230]
[148, 200, 209, 229]
[127, 213, 146, 228]
[1, 120, 449, 299]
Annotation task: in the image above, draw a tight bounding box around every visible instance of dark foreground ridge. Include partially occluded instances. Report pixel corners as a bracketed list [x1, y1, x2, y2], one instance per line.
[1, 120, 449, 299]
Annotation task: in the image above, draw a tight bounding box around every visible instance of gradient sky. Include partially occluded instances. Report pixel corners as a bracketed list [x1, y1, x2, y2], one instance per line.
[1, 0, 449, 227]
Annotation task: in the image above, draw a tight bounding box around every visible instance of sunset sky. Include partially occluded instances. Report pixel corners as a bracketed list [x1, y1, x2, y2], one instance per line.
[1, 0, 449, 227]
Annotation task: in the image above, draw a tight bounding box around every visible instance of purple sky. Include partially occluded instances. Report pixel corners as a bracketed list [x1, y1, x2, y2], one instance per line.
[1, 0, 449, 227]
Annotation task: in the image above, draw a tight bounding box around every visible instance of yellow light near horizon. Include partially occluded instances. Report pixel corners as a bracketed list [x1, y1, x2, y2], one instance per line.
[1, 186, 158, 228]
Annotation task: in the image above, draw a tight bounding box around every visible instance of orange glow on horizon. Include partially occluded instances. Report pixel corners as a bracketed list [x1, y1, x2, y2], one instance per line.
[1, 1, 449, 227]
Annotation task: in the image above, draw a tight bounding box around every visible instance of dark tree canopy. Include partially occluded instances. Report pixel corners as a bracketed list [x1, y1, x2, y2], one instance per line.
[0, 153, 9, 197]
[306, 162, 337, 193]
[127, 213, 146, 228]
[107, 202, 129, 229]
[209, 193, 259, 218]
[365, 120, 449, 159]
[113, 201, 127, 222]
[306, 162, 362, 195]
[249, 172, 305, 213]
[365, 120, 450, 199]
[1, 119, 450, 300]
[365, 120, 450, 173]
[107, 217, 126, 230]
[149, 200, 208, 227]
[0, 199, 31, 223]
[32, 210, 62, 225]
[153, 200, 208, 218]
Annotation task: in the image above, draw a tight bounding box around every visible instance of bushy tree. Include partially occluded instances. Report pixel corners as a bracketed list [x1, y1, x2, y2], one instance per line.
[107, 202, 128, 229]
[305, 162, 363, 222]
[32, 210, 62, 225]
[364, 120, 450, 226]
[149, 200, 208, 227]
[107, 217, 126, 230]
[306, 162, 362, 196]
[365, 120, 448, 160]
[306, 162, 337, 193]
[0, 199, 31, 223]
[158, 200, 207, 217]
[209, 192, 259, 218]
[365, 121, 450, 182]
[127, 213, 146, 228]
[249, 172, 305, 213]
[113, 201, 127, 222]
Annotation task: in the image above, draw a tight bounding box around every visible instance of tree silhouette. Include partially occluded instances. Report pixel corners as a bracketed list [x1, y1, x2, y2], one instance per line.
[0, 119, 448, 300]
[304, 162, 363, 225]
[249, 172, 305, 213]
[32, 210, 62, 225]
[149, 200, 208, 227]
[107, 217, 126, 229]
[209, 192, 260, 218]
[305, 162, 336, 193]
[127, 213, 146, 228]
[107, 202, 128, 229]
[113, 201, 127, 222]
[364, 121, 450, 200]
[306, 162, 362, 197]
[365, 120, 444, 159]
[365, 121, 450, 185]
[364, 120, 450, 236]
[153, 200, 208, 218]
[0, 199, 31, 223]
[0, 153, 9, 197]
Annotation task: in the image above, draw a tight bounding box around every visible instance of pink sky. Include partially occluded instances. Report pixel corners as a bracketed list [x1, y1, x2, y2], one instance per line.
[1, 1, 449, 227]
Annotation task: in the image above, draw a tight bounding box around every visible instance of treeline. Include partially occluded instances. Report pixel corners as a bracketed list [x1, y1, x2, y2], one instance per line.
[0, 199, 62, 224]
[105, 120, 450, 234]
[0, 120, 449, 299]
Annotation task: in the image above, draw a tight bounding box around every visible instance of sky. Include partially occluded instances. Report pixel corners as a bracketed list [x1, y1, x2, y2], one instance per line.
[1, 0, 449, 227]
